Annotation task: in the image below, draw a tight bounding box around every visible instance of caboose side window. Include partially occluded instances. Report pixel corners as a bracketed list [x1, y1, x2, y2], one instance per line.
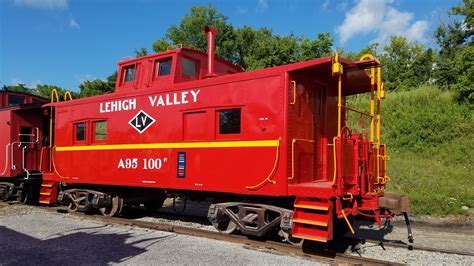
[218, 109, 241, 134]
[8, 95, 25, 106]
[182, 58, 197, 77]
[75, 122, 86, 141]
[156, 58, 172, 76]
[94, 121, 107, 141]
[124, 65, 136, 82]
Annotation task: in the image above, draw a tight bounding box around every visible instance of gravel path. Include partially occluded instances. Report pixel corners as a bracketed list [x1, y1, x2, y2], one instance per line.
[0, 205, 321, 265]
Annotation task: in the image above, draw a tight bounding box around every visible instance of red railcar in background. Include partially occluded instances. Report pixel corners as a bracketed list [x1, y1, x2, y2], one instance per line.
[29, 26, 411, 245]
[0, 91, 48, 203]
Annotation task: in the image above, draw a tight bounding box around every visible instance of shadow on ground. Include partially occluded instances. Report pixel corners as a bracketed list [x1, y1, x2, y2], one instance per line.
[0, 225, 171, 265]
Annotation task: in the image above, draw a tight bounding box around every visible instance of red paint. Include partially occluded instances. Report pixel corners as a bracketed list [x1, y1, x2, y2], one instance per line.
[204, 26, 218, 78]
[0, 91, 47, 179]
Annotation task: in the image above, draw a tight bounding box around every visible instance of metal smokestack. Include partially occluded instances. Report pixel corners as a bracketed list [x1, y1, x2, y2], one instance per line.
[204, 26, 218, 78]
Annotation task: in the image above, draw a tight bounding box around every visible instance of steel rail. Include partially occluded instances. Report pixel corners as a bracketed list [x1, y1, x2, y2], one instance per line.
[365, 239, 474, 257]
[2, 202, 472, 259]
[0, 202, 397, 265]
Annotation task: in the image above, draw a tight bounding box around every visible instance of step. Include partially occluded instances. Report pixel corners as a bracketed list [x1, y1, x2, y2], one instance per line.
[294, 203, 329, 211]
[41, 182, 54, 188]
[294, 198, 330, 211]
[291, 233, 328, 243]
[292, 218, 327, 227]
[292, 224, 331, 241]
[293, 209, 330, 223]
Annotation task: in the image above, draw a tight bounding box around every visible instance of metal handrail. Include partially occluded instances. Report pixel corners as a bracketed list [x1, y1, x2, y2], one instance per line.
[246, 138, 281, 190]
[289, 81, 296, 105]
[288, 138, 315, 180]
[167, 43, 197, 51]
[64, 91, 73, 101]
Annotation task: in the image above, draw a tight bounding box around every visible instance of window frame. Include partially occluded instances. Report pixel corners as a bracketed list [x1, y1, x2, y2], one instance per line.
[180, 56, 199, 80]
[215, 108, 242, 139]
[73, 121, 88, 144]
[121, 63, 138, 86]
[8, 94, 26, 106]
[92, 120, 107, 143]
[154, 57, 173, 79]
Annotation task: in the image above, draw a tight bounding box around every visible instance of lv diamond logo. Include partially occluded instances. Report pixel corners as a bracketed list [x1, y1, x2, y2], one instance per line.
[129, 110, 156, 134]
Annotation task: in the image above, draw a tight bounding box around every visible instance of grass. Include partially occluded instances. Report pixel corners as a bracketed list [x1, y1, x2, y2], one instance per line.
[347, 85, 473, 216]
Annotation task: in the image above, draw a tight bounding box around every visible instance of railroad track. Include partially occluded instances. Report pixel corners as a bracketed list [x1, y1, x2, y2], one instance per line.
[0, 202, 396, 265]
[365, 239, 474, 257]
[61, 210, 400, 265]
[2, 202, 473, 262]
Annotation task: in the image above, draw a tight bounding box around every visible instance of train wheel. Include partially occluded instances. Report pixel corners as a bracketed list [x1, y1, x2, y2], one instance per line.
[19, 183, 33, 205]
[215, 217, 237, 234]
[99, 195, 123, 217]
[68, 202, 78, 212]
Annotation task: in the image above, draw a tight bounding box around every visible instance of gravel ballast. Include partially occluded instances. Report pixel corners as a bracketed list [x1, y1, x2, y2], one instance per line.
[0, 205, 321, 265]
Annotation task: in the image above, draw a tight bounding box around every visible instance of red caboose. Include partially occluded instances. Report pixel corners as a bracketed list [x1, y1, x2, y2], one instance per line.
[0, 90, 48, 203]
[42, 27, 410, 245]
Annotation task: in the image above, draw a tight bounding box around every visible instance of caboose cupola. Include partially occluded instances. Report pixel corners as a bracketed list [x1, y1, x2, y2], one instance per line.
[114, 26, 243, 94]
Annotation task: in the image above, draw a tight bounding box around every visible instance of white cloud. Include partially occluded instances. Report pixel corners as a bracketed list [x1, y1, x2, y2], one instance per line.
[336, 0, 429, 46]
[69, 15, 80, 30]
[322, 0, 330, 11]
[257, 0, 268, 10]
[336, 0, 349, 12]
[13, 0, 68, 10]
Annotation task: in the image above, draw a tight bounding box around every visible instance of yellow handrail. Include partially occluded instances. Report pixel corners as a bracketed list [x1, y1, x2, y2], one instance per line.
[64, 91, 73, 101]
[332, 53, 343, 137]
[50, 88, 59, 103]
[166, 43, 196, 51]
[359, 53, 386, 183]
[359, 54, 376, 143]
[329, 137, 338, 184]
[246, 138, 281, 190]
[289, 81, 296, 105]
[288, 138, 315, 180]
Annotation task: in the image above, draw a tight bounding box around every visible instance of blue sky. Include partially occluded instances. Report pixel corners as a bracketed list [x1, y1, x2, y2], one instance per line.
[1, 0, 458, 92]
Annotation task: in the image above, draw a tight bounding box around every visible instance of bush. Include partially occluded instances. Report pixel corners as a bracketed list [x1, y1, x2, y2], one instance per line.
[348, 85, 473, 215]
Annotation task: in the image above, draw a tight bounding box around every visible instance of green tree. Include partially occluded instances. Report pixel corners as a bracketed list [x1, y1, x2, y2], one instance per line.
[152, 5, 334, 70]
[380, 36, 433, 91]
[434, 0, 473, 104]
[344, 43, 379, 61]
[78, 72, 117, 97]
[33, 84, 80, 100]
[134, 48, 148, 58]
[152, 5, 238, 64]
[3, 83, 30, 93]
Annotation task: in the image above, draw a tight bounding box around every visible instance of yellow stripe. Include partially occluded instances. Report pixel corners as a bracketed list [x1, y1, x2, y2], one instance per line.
[56, 140, 280, 152]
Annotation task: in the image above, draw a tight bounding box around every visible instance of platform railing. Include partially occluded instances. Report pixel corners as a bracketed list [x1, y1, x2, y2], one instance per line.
[330, 53, 387, 190]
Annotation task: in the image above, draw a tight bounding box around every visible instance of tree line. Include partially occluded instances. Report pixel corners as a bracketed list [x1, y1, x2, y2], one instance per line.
[3, 1, 472, 105]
